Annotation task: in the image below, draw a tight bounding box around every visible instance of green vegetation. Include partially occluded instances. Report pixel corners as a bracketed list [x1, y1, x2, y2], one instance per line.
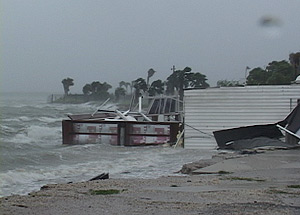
[267, 188, 300, 195]
[246, 52, 300, 85]
[218, 170, 232, 175]
[89, 189, 126, 195]
[62, 77, 74, 96]
[148, 80, 164, 96]
[217, 80, 241, 87]
[82, 81, 112, 100]
[55, 51, 300, 103]
[247, 60, 294, 85]
[289, 52, 300, 79]
[226, 177, 265, 182]
[267, 189, 292, 194]
[114, 87, 126, 102]
[133, 77, 148, 102]
[287, 185, 300, 189]
[166, 66, 209, 101]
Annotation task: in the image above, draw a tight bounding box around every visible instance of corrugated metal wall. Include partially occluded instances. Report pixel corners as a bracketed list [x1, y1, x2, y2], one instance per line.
[184, 85, 300, 149]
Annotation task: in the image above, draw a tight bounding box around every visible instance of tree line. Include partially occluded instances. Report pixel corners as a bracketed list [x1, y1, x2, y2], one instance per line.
[61, 51, 300, 102]
[217, 52, 300, 87]
[61, 66, 210, 102]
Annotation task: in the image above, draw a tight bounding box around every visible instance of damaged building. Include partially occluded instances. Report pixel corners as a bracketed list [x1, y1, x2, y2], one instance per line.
[183, 85, 300, 150]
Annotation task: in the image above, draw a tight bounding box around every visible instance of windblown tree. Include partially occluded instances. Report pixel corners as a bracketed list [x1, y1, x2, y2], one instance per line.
[82, 84, 92, 95]
[188, 73, 210, 88]
[119, 81, 131, 94]
[146, 68, 156, 87]
[85, 81, 112, 100]
[119, 81, 126, 88]
[166, 67, 209, 100]
[217, 80, 240, 87]
[289, 52, 300, 79]
[132, 78, 147, 102]
[125, 82, 131, 94]
[148, 79, 164, 96]
[246, 60, 294, 85]
[115, 87, 126, 101]
[62, 77, 74, 96]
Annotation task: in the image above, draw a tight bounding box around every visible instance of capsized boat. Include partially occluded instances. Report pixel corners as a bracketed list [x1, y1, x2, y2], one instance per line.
[62, 96, 183, 146]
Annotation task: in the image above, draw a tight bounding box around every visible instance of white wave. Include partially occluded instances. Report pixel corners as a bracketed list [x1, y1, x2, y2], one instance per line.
[2, 118, 21, 122]
[10, 125, 61, 145]
[0, 161, 124, 197]
[75, 102, 118, 112]
[0, 168, 55, 197]
[4, 116, 63, 124]
[38, 117, 63, 123]
[0, 124, 15, 133]
[27, 125, 61, 140]
[0, 146, 214, 197]
[2, 116, 32, 122]
[19, 116, 31, 122]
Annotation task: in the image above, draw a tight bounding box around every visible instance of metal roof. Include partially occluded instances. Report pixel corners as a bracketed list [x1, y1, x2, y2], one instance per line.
[184, 85, 300, 149]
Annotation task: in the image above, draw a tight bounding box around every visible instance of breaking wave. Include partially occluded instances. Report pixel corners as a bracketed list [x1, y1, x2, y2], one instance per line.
[0, 92, 214, 197]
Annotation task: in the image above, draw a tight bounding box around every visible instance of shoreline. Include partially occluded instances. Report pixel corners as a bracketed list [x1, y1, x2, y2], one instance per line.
[1, 149, 300, 214]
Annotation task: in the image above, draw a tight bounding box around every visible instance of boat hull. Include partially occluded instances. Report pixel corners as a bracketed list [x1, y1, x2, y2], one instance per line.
[62, 120, 179, 146]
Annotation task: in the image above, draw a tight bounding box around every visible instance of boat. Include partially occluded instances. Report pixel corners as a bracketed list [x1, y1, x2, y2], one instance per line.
[62, 96, 183, 146]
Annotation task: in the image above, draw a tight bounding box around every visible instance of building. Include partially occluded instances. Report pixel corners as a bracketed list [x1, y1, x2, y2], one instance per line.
[184, 85, 300, 149]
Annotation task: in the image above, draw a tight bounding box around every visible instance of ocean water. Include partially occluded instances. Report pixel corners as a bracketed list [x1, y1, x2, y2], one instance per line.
[0, 92, 214, 197]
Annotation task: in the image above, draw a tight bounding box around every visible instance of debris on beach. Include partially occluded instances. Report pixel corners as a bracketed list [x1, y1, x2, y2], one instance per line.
[213, 103, 300, 150]
[221, 137, 298, 151]
[89, 173, 109, 181]
[213, 124, 283, 149]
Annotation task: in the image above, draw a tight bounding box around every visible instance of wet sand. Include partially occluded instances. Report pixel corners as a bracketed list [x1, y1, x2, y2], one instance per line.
[1, 149, 300, 215]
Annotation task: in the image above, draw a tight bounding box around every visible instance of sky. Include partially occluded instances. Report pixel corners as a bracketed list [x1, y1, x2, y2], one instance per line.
[1, 0, 300, 93]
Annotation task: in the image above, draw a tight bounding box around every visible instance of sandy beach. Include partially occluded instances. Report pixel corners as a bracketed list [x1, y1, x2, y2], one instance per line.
[1, 148, 300, 215]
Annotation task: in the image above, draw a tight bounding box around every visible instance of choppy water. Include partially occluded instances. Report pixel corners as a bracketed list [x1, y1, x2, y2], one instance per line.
[0, 92, 214, 197]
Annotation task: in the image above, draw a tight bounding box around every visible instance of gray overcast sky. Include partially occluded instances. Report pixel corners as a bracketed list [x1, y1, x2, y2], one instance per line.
[2, 0, 300, 93]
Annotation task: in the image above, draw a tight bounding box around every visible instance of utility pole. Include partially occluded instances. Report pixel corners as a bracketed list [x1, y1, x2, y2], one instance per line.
[244, 66, 250, 85]
[171, 65, 176, 73]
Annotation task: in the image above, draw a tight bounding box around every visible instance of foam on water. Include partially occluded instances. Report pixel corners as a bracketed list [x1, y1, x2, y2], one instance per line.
[0, 125, 15, 135]
[38, 116, 64, 123]
[18, 116, 31, 122]
[7, 125, 61, 145]
[0, 92, 215, 197]
[0, 145, 213, 197]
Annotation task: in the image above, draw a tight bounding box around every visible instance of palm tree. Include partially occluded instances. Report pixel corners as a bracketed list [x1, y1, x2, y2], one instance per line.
[148, 80, 164, 96]
[187, 73, 209, 88]
[133, 78, 147, 102]
[166, 67, 209, 100]
[146, 68, 156, 87]
[166, 67, 191, 100]
[62, 77, 74, 96]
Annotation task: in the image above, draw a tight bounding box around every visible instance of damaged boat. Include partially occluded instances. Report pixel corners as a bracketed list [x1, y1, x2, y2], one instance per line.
[62, 96, 183, 146]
